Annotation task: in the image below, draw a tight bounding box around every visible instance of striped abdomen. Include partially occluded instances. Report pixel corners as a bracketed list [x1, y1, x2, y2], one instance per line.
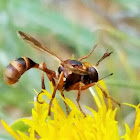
[4, 57, 38, 84]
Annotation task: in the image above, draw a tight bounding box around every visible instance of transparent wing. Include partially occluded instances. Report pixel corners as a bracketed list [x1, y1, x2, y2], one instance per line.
[18, 31, 63, 62]
[18, 31, 89, 75]
[62, 63, 90, 75]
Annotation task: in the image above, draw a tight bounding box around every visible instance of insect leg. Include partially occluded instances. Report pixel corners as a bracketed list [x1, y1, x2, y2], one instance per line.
[76, 83, 86, 117]
[56, 71, 69, 115]
[96, 83, 120, 106]
[65, 82, 82, 91]
[37, 62, 57, 104]
[96, 50, 112, 66]
[73, 81, 120, 106]
[37, 71, 46, 104]
[78, 44, 98, 61]
[41, 71, 45, 89]
[38, 62, 56, 87]
[80, 83, 96, 90]
[48, 72, 64, 116]
[65, 82, 88, 116]
[65, 81, 96, 91]
[60, 90, 69, 115]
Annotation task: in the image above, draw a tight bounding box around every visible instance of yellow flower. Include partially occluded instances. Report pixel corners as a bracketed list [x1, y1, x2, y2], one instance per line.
[121, 103, 140, 140]
[1, 81, 140, 140]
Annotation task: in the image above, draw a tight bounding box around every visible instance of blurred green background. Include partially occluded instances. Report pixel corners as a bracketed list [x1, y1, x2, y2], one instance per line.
[0, 0, 140, 138]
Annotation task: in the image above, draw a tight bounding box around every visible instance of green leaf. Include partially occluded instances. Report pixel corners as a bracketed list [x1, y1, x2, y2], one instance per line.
[10, 118, 29, 133]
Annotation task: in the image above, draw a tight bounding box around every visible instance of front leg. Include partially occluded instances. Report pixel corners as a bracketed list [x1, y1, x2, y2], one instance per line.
[66, 81, 96, 91]
[66, 81, 120, 106]
[96, 83, 120, 106]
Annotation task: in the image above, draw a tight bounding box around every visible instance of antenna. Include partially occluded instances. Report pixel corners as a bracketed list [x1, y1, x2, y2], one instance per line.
[99, 73, 113, 81]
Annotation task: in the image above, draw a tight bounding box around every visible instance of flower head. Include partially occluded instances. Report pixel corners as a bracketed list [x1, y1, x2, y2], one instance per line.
[121, 103, 140, 140]
[1, 81, 140, 140]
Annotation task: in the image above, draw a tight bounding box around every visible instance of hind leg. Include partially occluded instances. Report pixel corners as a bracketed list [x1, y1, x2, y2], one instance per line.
[48, 72, 64, 115]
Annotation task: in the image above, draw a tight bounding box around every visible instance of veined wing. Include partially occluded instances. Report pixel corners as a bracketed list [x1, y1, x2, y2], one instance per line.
[18, 31, 89, 75]
[62, 62, 90, 75]
[18, 31, 63, 62]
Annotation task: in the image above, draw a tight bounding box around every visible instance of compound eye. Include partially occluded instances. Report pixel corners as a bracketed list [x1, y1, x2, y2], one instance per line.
[88, 67, 98, 82]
